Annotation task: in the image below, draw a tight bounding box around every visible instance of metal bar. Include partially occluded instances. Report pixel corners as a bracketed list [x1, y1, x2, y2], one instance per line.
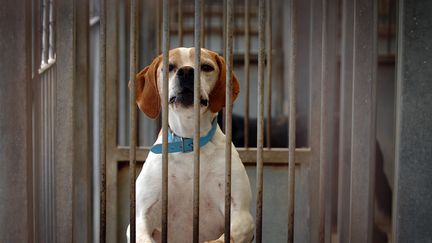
[178, 0, 183, 46]
[50, 67, 56, 243]
[349, 0, 377, 242]
[393, 1, 432, 241]
[225, 0, 233, 241]
[193, 0, 202, 242]
[99, 0, 107, 241]
[243, 0, 250, 148]
[129, 0, 139, 242]
[337, 0, 354, 241]
[318, 0, 328, 241]
[255, 0, 265, 242]
[161, 0, 170, 242]
[265, 0, 272, 149]
[287, 0, 297, 241]
[308, 0, 323, 241]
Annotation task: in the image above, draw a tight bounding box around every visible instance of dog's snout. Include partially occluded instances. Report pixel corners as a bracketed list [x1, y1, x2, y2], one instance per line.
[177, 66, 194, 78]
[177, 66, 194, 91]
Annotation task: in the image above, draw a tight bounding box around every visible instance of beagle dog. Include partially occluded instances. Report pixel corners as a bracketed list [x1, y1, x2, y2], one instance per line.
[127, 47, 254, 243]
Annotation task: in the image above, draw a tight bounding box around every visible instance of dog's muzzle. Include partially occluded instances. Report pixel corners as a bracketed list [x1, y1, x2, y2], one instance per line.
[169, 66, 208, 107]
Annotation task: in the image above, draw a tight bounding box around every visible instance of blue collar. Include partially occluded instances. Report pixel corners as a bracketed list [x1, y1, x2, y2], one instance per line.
[150, 119, 218, 154]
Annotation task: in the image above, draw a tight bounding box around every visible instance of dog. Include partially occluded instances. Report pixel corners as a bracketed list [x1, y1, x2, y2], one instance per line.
[126, 47, 254, 243]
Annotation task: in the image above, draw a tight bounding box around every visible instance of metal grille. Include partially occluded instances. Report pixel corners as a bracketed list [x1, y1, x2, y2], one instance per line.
[97, 0, 385, 242]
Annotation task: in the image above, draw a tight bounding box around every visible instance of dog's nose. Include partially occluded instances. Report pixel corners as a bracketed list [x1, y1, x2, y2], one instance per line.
[177, 66, 194, 91]
[177, 66, 194, 79]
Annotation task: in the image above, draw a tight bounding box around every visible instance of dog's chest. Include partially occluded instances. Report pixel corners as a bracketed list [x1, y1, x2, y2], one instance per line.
[165, 150, 225, 238]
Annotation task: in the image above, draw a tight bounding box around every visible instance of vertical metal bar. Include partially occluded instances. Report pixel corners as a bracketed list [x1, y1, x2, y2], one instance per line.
[308, 0, 323, 237]
[337, 0, 354, 241]
[193, 1, 202, 242]
[318, 0, 328, 241]
[178, 0, 183, 46]
[349, 0, 377, 242]
[287, 0, 297, 241]
[51, 67, 56, 243]
[265, 0, 272, 149]
[161, 0, 170, 242]
[129, 0, 138, 242]
[42, 74, 47, 242]
[47, 71, 52, 243]
[99, 0, 107, 241]
[243, 0, 250, 148]
[393, 1, 432, 241]
[255, 0, 265, 242]
[224, 0, 233, 241]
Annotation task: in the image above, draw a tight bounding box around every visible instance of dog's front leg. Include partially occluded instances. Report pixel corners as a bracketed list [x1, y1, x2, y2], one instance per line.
[205, 209, 254, 243]
[127, 217, 157, 243]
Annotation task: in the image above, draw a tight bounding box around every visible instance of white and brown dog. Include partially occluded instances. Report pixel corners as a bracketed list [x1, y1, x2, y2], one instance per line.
[127, 47, 254, 243]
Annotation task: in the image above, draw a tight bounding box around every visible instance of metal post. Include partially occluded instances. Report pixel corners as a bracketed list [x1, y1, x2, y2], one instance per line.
[308, 0, 323, 241]
[287, 0, 297, 241]
[337, 0, 354, 241]
[266, 0, 272, 149]
[244, 0, 250, 148]
[318, 0, 328, 241]
[99, 0, 107, 241]
[255, 0, 265, 242]
[349, 0, 377, 242]
[161, 0, 170, 242]
[193, 0, 202, 242]
[129, 0, 139, 242]
[225, 0, 233, 241]
[393, 1, 432, 242]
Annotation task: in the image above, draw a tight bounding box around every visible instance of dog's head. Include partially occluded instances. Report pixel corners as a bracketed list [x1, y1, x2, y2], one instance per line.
[132, 47, 239, 119]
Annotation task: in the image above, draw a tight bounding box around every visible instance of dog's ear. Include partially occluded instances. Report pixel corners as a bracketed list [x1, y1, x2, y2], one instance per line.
[208, 54, 240, 113]
[129, 55, 162, 119]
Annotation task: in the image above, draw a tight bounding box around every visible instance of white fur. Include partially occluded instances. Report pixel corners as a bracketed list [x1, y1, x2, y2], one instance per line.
[127, 48, 254, 243]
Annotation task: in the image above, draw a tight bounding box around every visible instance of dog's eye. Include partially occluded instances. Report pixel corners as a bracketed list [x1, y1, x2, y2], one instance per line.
[201, 64, 214, 72]
[168, 64, 176, 72]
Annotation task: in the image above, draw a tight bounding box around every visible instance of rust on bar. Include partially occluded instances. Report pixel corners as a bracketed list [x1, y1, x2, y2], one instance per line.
[99, 0, 107, 241]
[161, 0, 170, 242]
[244, 0, 250, 148]
[255, 0, 265, 242]
[287, 0, 297, 241]
[129, 0, 139, 242]
[225, 0, 233, 241]
[193, 0, 202, 242]
[265, 0, 272, 149]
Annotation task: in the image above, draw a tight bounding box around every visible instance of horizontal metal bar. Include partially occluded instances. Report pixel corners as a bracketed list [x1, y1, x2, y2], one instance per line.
[114, 147, 310, 165]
